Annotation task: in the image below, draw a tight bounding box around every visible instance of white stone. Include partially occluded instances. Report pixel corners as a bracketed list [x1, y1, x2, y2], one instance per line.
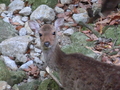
[0, 4, 6, 13]
[19, 7, 32, 16]
[72, 13, 89, 23]
[8, 0, 24, 13]
[12, 15, 24, 25]
[0, 35, 33, 57]
[60, 0, 72, 4]
[25, 21, 34, 35]
[54, 6, 64, 13]
[63, 28, 74, 36]
[0, 81, 11, 90]
[34, 47, 42, 53]
[19, 28, 27, 36]
[19, 60, 33, 69]
[15, 54, 28, 63]
[2, 56, 18, 70]
[30, 5, 55, 22]
[1, 11, 13, 18]
[34, 57, 43, 64]
[21, 16, 28, 22]
[91, 0, 98, 3]
[3, 17, 10, 23]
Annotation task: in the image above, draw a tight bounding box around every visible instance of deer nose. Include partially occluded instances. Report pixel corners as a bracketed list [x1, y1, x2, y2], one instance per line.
[44, 41, 50, 47]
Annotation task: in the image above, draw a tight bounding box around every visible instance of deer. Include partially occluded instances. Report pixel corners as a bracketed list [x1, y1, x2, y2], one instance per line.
[28, 18, 120, 90]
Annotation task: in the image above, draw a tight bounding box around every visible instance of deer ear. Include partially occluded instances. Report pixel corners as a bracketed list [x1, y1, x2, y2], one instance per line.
[54, 18, 64, 31]
[28, 20, 40, 33]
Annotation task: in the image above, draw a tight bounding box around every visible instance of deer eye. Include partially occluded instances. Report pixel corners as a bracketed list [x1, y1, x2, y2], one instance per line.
[52, 32, 56, 35]
[39, 33, 42, 37]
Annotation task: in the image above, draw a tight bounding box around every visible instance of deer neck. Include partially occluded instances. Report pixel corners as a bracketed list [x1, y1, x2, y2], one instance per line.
[42, 44, 66, 72]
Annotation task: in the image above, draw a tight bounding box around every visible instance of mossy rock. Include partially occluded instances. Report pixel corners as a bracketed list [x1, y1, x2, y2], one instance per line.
[102, 25, 120, 45]
[0, 60, 11, 81]
[18, 80, 41, 90]
[0, 19, 17, 43]
[38, 79, 63, 90]
[25, 0, 58, 10]
[62, 32, 96, 58]
[8, 70, 27, 86]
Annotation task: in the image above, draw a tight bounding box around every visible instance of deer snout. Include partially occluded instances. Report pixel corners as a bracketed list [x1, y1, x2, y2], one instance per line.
[44, 41, 50, 47]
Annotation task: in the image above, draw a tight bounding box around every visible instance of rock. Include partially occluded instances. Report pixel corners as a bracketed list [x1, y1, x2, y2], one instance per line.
[60, 0, 72, 4]
[0, 81, 11, 90]
[19, 28, 27, 36]
[1, 11, 13, 18]
[12, 15, 24, 25]
[0, 35, 33, 57]
[25, 21, 34, 35]
[0, 4, 6, 14]
[63, 28, 74, 36]
[1, 56, 18, 70]
[62, 32, 96, 58]
[3, 17, 10, 23]
[40, 71, 46, 80]
[21, 16, 28, 22]
[34, 57, 43, 65]
[34, 48, 42, 53]
[15, 54, 28, 63]
[30, 5, 55, 23]
[38, 79, 62, 90]
[0, 19, 17, 42]
[0, 60, 11, 81]
[91, 0, 98, 3]
[54, 6, 64, 13]
[102, 25, 120, 45]
[9, 70, 27, 86]
[72, 13, 89, 23]
[8, 0, 24, 13]
[18, 80, 41, 90]
[19, 60, 33, 69]
[27, 0, 58, 10]
[19, 7, 32, 16]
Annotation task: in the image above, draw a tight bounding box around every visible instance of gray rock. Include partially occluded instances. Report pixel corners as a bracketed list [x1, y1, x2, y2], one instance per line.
[0, 60, 11, 81]
[0, 4, 6, 14]
[54, 6, 64, 13]
[25, 21, 34, 35]
[34, 48, 42, 53]
[15, 54, 28, 63]
[0, 19, 18, 42]
[60, 0, 72, 4]
[91, 0, 98, 3]
[18, 80, 40, 90]
[2, 56, 18, 70]
[63, 28, 74, 36]
[0, 35, 33, 57]
[0, 81, 11, 90]
[19, 28, 27, 36]
[19, 7, 32, 16]
[8, 0, 24, 13]
[12, 15, 24, 25]
[30, 5, 55, 22]
[21, 16, 28, 22]
[34, 57, 43, 64]
[19, 60, 33, 69]
[3, 17, 10, 23]
[1, 11, 13, 18]
[62, 32, 96, 58]
[72, 13, 89, 23]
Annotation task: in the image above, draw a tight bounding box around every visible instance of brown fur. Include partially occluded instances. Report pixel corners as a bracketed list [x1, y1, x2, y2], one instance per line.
[40, 24, 120, 90]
